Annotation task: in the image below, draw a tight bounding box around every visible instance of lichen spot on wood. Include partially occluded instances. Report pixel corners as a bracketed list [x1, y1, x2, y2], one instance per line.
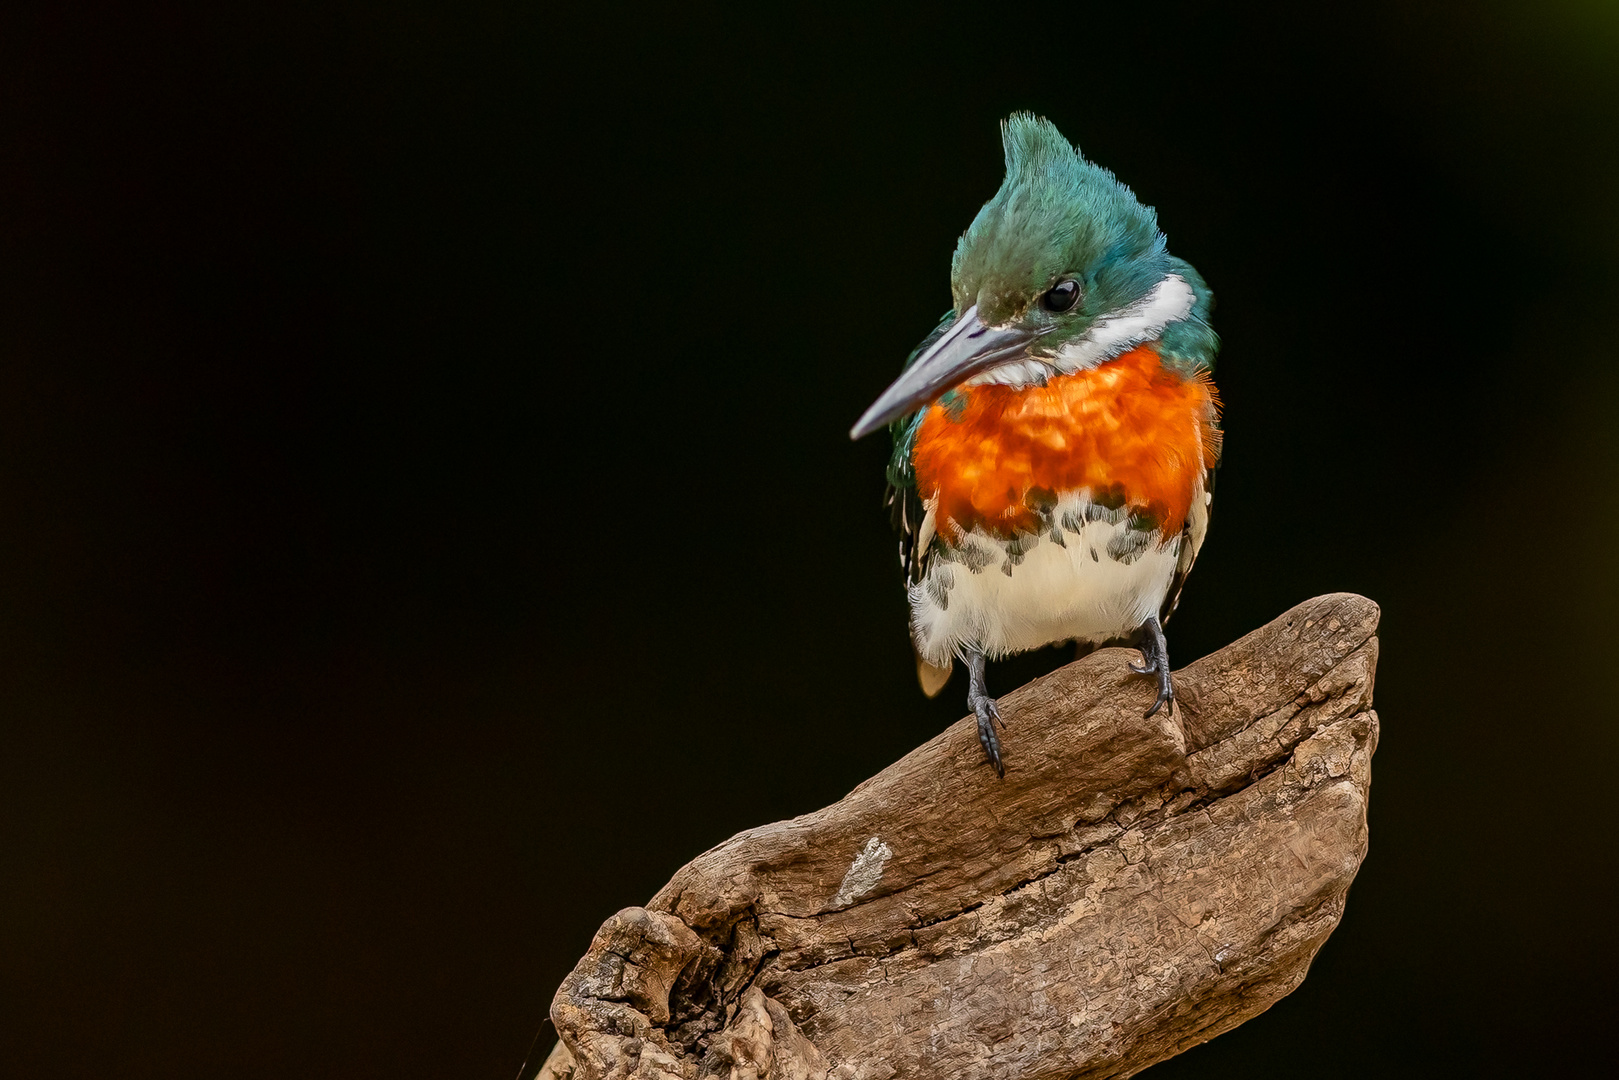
[831, 837, 892, 907]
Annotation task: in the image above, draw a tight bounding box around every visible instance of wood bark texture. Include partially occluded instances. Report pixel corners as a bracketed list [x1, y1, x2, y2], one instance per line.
[540, 594, 1380, 1080]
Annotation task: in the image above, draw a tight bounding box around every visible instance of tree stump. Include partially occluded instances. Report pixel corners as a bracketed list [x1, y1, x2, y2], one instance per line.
[539, 594, 1379, 1079]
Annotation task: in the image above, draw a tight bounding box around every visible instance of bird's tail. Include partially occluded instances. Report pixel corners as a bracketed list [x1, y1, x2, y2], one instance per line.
[915, 650, 953, 698]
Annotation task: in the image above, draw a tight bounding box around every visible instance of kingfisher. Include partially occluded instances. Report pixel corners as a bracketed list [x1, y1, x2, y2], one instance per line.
[849, 114, 1222, 777]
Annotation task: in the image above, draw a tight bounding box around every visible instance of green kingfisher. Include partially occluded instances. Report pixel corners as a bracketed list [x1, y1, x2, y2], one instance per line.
[850, 114, 1222, 777]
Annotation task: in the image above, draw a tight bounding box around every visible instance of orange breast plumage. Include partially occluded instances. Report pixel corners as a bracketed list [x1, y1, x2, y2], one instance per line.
[911, 345, 1221, 543]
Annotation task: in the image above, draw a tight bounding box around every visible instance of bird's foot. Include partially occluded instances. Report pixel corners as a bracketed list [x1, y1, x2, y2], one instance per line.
[1130, 616, 1175, 718]
[1128, 656, 1174, 717]
[968, 689, 1005, 778]
[964, 645, 1006, 777]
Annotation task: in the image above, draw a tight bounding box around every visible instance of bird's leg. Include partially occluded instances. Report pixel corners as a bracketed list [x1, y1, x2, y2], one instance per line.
[965, 645, 1005, 778]
[1129, 614, 1175, 718]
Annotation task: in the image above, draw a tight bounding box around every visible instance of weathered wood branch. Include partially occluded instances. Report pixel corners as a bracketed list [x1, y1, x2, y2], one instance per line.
[540, 594, 1379, 1080]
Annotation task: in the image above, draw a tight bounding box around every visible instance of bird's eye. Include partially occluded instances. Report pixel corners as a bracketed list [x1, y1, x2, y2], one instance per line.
[1041, 279, 1081, 313]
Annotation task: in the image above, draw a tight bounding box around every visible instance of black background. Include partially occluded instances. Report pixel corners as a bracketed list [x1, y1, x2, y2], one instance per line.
[4, 2, 1617, 1077]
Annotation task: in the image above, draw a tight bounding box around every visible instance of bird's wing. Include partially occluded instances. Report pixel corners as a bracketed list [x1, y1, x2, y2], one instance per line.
[883, 310, 955, 587]
[890, 456, 952, 696]
[1155, 258, 1220, 627]
[883, 311, 958, 696]
[886, 475, 934, 587]
[1161, 464, 1214, 626]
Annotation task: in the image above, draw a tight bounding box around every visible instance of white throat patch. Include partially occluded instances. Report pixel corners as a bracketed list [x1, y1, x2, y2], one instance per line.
[964, 272, 1196, 388]
[1054, 272, 1196, 373]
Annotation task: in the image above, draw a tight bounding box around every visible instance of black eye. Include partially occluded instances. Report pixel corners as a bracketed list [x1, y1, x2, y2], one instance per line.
[1041, 279, 1080, 312]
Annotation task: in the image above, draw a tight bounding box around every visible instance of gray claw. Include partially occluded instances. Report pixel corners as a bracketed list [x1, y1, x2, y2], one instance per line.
[972, 697, 1005, 778]
[1132, 615, 1176, 718]
[965, 645, 1007, 777]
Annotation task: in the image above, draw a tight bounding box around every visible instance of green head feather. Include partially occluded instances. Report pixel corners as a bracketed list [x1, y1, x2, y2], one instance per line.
[885, 115, 1220, 493]
[949, 114, 1208, 366]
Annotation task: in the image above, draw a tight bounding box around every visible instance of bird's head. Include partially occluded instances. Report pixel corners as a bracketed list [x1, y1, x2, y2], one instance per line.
[851, 113, 1213, 440]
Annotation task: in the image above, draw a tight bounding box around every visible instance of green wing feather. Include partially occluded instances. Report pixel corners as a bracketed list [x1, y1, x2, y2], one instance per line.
[884, 310, 955, 585]
[1156, 256, 1221, 623]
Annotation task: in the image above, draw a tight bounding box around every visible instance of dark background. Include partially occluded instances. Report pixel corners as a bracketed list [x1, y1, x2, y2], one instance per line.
[3, 2, 1617, 1077]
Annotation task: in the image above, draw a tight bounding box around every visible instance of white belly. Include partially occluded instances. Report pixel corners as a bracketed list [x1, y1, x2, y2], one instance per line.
[909, 494, 1180, 666]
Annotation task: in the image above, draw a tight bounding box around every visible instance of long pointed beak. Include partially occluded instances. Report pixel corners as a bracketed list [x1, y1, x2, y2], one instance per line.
[849, 305, 1046, 440]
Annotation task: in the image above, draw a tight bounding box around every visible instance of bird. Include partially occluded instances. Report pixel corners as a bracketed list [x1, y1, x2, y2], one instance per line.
[849, 114, 1222, 778]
